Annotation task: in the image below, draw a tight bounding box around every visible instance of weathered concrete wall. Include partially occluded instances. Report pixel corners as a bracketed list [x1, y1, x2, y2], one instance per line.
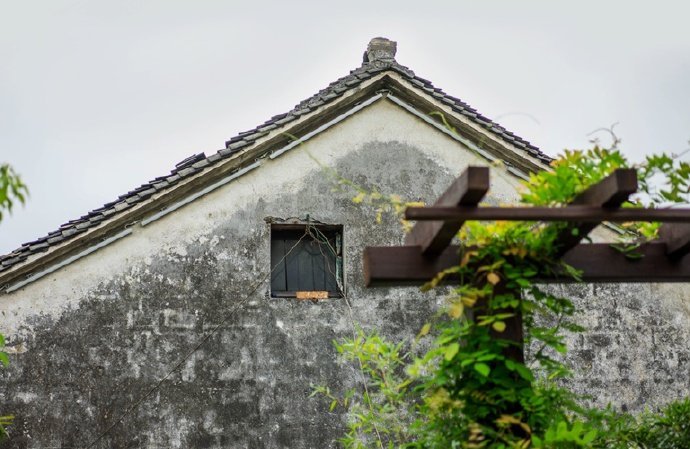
[0, 100, 689, 448]
[540, 282, 690, 412]
[0, 101, 520, 448]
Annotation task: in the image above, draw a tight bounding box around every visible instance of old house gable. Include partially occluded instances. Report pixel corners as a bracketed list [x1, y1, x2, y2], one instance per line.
[0, 37, 546, 299]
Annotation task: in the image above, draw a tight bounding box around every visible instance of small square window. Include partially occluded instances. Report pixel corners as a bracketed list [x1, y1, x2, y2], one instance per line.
[270, 224, 343, 298]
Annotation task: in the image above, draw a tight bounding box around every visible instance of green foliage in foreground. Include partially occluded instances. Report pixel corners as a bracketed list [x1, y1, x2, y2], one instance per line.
[0, 163, 28, 222]
[588, 400, 690, 448]
[313, 144, 690, 448]
[0, 162, 26, 439]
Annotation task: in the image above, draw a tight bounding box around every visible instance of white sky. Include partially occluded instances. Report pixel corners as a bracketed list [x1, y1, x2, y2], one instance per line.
[1, 0, 689, 254]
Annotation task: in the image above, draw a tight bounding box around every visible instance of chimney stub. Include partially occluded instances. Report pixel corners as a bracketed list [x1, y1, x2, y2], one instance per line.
[365, 37, 397, 63]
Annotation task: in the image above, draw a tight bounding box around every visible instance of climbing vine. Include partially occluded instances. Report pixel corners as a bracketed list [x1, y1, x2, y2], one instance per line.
[314, 140, 690, 448]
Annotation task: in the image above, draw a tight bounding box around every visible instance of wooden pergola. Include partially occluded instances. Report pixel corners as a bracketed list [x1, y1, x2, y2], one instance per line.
[364, 166, 690, 361]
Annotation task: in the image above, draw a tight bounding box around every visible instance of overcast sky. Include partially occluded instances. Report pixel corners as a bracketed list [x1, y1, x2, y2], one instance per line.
[1, 0, 689, 254]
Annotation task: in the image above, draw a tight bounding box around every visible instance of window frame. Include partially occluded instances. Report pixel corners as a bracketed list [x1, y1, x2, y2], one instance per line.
[269, 223, 344, 299]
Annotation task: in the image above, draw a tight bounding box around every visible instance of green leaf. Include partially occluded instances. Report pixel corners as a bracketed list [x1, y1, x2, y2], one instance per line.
[474, 362, 490, 377]
[444, 343, 460, 361]
[0, 352, 9, 367]
[492, 321, 506, 332]
[514, 363, 534, 382]
[581, 429, 597, 444]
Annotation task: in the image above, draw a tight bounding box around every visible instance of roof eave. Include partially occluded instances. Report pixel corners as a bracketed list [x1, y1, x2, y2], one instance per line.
[382, 73, 550, 175]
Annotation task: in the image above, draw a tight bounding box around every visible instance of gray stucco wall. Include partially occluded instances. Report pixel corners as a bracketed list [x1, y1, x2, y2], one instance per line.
[0, 128, 463, 448]
[0, 101, 689, 447]
[4, 144, 440, 448]
[543, 282, 690, 412]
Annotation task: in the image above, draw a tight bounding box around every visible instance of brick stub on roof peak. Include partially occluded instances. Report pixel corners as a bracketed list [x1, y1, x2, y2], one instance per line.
[364, 37, 397, 64]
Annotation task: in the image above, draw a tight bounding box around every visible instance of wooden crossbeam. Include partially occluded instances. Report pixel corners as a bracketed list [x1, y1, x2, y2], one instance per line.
[551, 169, 637, 256]
[364, 243, 690, 286]
[659, 223, 690, 259]
[558, 242, 690, 282]
[404, 166, 489, 256]
[364, 245, 460, 286]
[571, 169, 639, 207]
[404, 206, 690, 222]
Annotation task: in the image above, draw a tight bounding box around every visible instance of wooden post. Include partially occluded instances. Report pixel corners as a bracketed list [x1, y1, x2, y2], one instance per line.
[479, 281, 524, 363]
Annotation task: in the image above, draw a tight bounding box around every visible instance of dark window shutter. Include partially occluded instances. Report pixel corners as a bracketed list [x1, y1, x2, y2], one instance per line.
[270, 227, 342, 297]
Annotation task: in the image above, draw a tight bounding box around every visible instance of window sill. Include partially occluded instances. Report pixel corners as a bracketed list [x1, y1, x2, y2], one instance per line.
[271, 291, 343, 300]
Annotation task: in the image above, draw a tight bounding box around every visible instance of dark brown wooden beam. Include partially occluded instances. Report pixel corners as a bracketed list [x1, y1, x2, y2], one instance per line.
[659, 223, 690, 259]
[405, 166, 489, 256]
[572, 169, 639, 207]
[552, 168, 638, 257]
[404, 206, 690, 223]
[364, 243, 690, 286]
[363, 245, 461, 286]
[558, 242, 690, 283]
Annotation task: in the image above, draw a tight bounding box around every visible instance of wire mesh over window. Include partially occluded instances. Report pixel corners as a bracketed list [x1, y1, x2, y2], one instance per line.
[270, 225, 343, 298]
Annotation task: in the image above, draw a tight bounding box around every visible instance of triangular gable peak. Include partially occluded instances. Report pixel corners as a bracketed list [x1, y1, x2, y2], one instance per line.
[0, 37, 551, 292]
